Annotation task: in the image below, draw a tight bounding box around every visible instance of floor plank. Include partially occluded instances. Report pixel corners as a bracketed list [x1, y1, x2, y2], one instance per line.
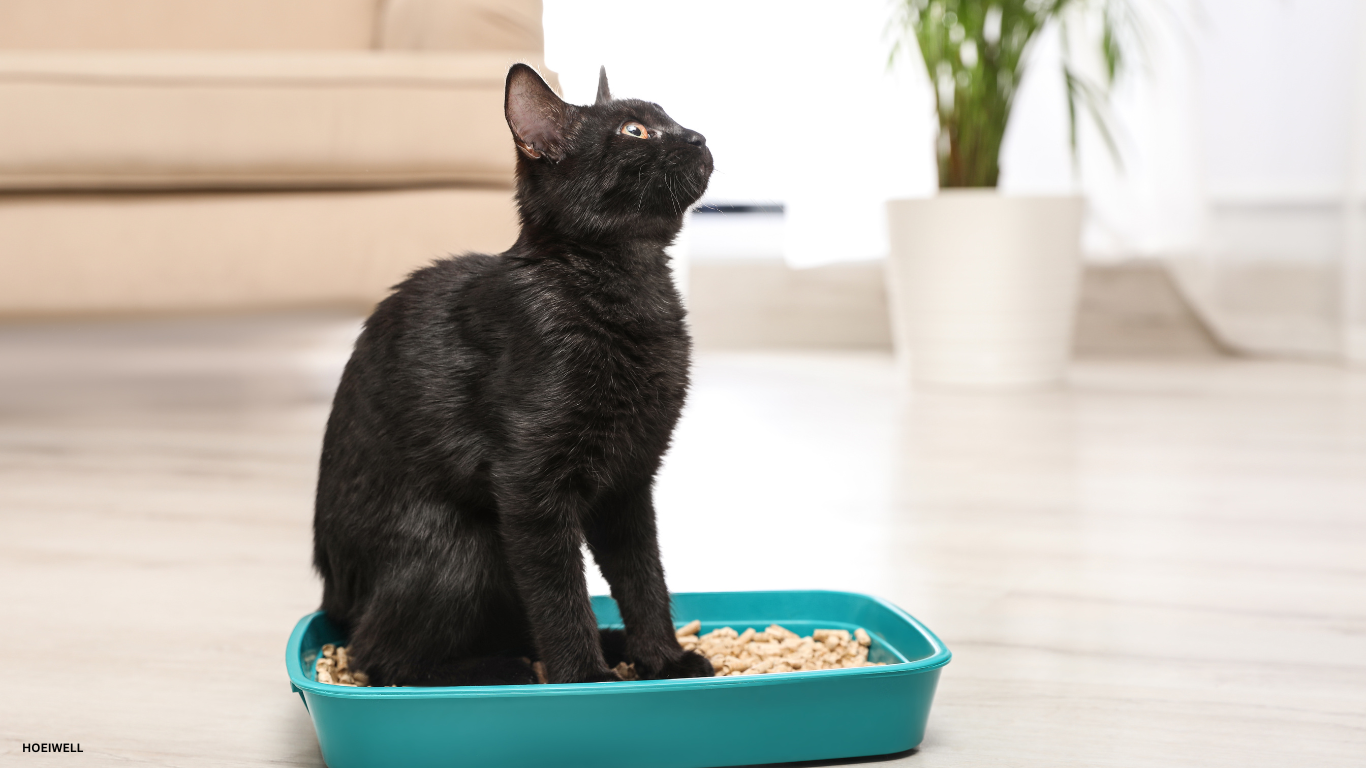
[2, 312, 1363, 766]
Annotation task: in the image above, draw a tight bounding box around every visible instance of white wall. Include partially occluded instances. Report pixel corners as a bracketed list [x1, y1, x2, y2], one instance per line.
[1178, 0, 1361, 358]
[545, 0, 907, 206]
[1199, 0, 1356, 202]
[543, 0, 937, 267]
[542, 0, 1206, 265]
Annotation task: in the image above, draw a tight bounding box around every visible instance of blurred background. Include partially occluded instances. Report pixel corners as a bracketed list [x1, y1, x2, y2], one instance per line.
[3, 0, 1362, 357]
[2, 1, 1363, 767]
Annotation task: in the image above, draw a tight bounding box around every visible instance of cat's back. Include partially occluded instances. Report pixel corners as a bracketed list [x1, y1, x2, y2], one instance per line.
[328, 252, 515, 456]
[352, 252, 520, 369]
[373, 252, 504, 332]
[331, 244, 688, 463]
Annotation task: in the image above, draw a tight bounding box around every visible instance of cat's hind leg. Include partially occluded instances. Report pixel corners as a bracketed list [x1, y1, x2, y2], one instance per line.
[341, 513, 541, 687]
[346, 590, 541, 686]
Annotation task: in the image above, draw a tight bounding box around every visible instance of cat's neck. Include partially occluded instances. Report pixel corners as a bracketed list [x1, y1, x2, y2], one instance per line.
[513, 186, 685, 253]
[513, 226, 678, 269]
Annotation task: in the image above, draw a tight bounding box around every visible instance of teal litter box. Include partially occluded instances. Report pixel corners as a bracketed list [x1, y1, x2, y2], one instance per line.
[286, 590, 950, 768]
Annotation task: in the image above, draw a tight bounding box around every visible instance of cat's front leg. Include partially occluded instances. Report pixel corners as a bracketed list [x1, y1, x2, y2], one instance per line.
[497, 482, 619, 684]
[587, 483, 714, 680]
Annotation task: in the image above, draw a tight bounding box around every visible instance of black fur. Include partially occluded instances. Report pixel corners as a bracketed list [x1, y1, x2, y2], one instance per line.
[312, 64, 714, 686]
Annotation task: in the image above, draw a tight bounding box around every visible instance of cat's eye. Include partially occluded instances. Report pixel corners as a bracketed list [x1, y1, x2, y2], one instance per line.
[620, 122, 650, 139]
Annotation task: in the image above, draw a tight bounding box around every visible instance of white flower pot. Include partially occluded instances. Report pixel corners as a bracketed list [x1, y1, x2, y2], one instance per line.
[885, 191, 1084, 388]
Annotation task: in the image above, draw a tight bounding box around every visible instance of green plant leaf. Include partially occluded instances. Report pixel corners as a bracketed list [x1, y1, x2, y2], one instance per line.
[1063, 65, 1123, 170]
[889, 0, 1165, 187]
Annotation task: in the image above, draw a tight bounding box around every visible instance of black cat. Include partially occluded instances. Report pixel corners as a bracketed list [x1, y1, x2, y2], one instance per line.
[312, 64, 714, 686]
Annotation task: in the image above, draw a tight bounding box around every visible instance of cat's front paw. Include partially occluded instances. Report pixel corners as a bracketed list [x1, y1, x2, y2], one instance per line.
[639, 649, 714, 680]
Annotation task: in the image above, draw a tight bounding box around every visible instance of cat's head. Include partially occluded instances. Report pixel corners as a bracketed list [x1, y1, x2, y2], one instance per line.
[504, 64, 712, 245]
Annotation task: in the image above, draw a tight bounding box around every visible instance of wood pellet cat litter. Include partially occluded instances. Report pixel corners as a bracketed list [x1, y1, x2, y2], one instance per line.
[673, 621, 884, 675]
[314, 623, 880, 686]
[314, 644, 369, 686]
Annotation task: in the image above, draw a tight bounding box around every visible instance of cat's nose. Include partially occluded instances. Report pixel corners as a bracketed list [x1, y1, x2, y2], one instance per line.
[681, 130, 706, 147]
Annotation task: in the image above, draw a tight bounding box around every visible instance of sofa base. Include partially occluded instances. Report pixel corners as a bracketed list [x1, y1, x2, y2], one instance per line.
[0, 186, 519, 314]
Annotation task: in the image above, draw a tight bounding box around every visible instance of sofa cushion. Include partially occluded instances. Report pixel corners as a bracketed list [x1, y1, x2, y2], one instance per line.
[0, 0, 381, 50]
[0, 51, 548, 191]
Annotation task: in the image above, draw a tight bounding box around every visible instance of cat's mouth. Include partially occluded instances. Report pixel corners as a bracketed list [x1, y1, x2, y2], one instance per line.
[660, 147, 712, 211]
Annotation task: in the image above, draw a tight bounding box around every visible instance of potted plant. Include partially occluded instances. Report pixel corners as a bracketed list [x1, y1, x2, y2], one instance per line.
[886, 0, 1144, 387]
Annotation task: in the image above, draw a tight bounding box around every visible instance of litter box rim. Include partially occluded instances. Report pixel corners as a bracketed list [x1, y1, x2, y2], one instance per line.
[286, 589, 951, 700]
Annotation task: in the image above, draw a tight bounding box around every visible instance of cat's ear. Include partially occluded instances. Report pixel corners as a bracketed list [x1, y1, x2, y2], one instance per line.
[504, 64, 578, 162]
[595, 66, 612, 106]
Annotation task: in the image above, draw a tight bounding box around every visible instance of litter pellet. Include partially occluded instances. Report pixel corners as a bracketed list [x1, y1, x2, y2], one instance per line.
[682, 623, 885, 677]
[311, 624, 884, 686]
[314, 643, 369, 687]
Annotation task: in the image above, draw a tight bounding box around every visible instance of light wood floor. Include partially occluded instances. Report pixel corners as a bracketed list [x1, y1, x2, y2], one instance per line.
[2, 311, 1364, 767]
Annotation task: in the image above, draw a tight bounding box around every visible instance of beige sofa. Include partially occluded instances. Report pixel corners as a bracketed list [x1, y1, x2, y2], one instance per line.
[0, 0, 553, 314]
